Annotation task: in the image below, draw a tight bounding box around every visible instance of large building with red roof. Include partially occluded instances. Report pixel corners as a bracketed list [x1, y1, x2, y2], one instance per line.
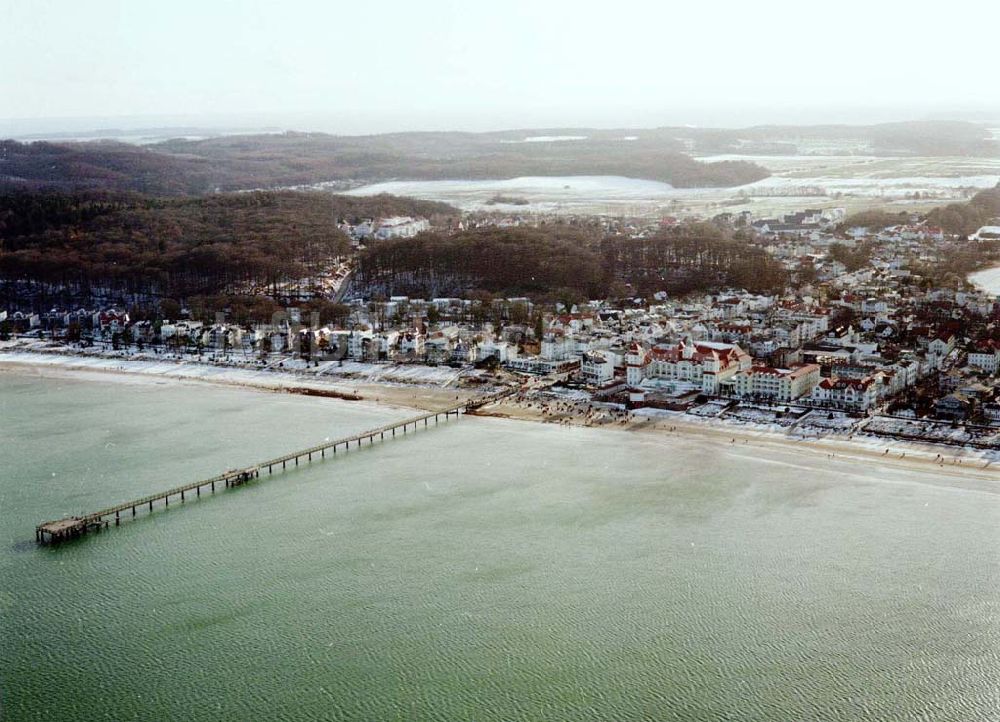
[625, 339, 752, 394]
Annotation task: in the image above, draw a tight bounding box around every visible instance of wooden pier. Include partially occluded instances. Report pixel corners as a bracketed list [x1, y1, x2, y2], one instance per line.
[36, 390, 511, 544]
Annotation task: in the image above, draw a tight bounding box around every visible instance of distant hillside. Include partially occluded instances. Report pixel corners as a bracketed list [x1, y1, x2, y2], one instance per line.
[1, 131, 770, 195]
[153, 131, 770, 189]
[675, 120, 998, 157]
[0, 140, 213, 195]
[4, 120, 992, 197]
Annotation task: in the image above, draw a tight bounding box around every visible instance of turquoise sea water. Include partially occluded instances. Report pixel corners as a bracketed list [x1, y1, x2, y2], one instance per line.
[2, 371, 999, 720]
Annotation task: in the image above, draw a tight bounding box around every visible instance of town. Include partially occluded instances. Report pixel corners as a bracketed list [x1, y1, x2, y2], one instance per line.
[5, 202, 1000, 454]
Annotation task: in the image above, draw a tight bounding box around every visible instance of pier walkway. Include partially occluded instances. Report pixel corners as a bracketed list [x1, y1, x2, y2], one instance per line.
[36, 389, 511, 543]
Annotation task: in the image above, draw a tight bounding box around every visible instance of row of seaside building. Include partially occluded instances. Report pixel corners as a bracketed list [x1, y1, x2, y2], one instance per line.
[9, 281, 998, 419]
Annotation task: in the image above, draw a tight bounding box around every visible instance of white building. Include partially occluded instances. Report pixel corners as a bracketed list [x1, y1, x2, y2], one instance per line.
[810, 376, 878, 411]
[377, 331, 400, 360]
[541, 332, 570, 361]
[478, 339, 515, 363]
[926, 333, 957, 369]
[731, 364, 821, 402]
[967, 341, 1000, 373]
[579, 351, 615, 386]
[348, 328, 374, 360]
[626, 339, 752, 394]
[374, 217, 430, 240]
[400, 330, 425, 356]
[972, 226, 1000, 241]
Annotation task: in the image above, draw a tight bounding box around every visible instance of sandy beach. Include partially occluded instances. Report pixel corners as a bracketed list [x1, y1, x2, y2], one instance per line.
[0, 349, 478, 413]
[476, 392, 1000, 484]
[3, 348, 998, 484]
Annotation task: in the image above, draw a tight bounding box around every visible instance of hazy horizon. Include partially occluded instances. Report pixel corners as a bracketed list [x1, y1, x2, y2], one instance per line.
[4, 105, 1000, 142]
[4, 0, 1000, 138]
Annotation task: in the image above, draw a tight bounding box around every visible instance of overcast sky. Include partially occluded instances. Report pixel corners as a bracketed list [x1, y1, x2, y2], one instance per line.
[3, 0, 999, 134]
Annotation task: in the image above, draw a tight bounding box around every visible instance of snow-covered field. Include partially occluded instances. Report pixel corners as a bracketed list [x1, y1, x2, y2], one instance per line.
[687, 400, 729, 418]
[344, 175, 686, 213]
[499, 135, 588, 143]
[342, 154, 1000, 217]
[798, 411, 859, 431]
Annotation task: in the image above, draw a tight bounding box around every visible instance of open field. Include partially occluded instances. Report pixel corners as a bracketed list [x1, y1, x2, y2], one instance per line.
[344, 153, 1000, 218]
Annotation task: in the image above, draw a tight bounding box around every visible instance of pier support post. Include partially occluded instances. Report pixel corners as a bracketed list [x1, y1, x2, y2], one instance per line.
[115, 510, 120, 526]
[132, 506, 136, 516]
[149, 500, 153, 511]
[181, 490, 185, 502]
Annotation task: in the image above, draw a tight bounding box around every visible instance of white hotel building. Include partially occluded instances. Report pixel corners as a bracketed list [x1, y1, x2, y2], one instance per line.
[730, 364, 821, 402]
[626, 339, 752, 394]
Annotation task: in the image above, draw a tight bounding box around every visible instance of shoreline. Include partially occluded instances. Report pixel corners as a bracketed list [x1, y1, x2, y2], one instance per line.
[3, 347, 998, 483]
[473, 395, 999, 483]
[0, 348, 479, 414]
[968, 263, 1000, 296]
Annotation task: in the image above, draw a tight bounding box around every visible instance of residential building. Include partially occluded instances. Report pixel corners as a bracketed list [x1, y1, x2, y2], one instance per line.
[579, 351, 615, 386]
[810, 376, 878, 411]
[731, 364, 821, 402]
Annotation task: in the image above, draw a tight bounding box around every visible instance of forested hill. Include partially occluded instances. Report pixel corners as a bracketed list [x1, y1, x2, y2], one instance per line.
[5, 120, 993, 196]
[837, 185, 1000, 236]
[355, 227, 609, 301]
[153, 132, 769, 189]
[2, 187, 788, 307]
[0, 131, 769, 195]
[925, 185, 1000, 235]
[0, 190, 455, 299]
[0, 140, 211, 195]
[601, 225, 788, 296]
[355, 225, 788, 301]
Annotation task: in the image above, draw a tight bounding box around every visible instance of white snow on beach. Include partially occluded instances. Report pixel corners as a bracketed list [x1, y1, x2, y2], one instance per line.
[0, 350, 465, 389]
